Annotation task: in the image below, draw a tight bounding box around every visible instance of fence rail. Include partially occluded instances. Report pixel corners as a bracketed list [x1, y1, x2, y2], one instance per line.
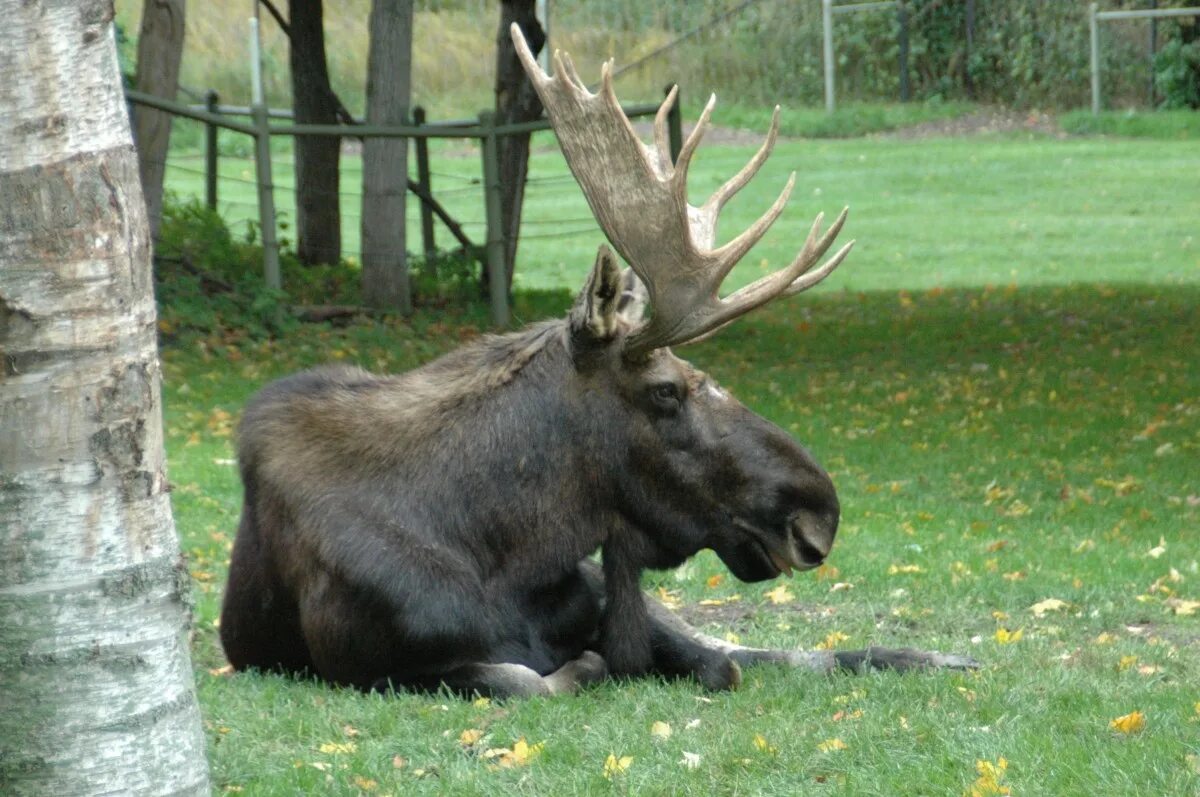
[822, 0, 908, 113]
[126, 89, 680, 327]
[1089, 2, 1200, 113]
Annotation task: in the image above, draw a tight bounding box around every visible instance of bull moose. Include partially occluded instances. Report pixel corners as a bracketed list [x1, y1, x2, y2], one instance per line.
[219, 26, 975, 697]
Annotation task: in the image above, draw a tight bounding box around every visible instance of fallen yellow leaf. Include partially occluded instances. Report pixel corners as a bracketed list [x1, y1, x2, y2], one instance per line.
[352, 775, 377, 791]
[459, 728, 484, 746]
[1029, 598, 1068, 617]
[603, 753, 633, 778]
[650, 721, 672, 740]
[483, 738, 544, 769]
[966, 757, 1011, 796]
[706, 574, 725, 589]
[656, 586, 682, 609]
[888, 563, 924, 575]
[1117, 655, 1138, 672]
[994, 627, 1023, 644]
[317, 742, 356, 755]
[698, 594, 741, 606]
[817, 737, 848, 752]
[753, 734, 777, 754]
[1109, 711, 1146, 734]
[1170, 599, 1200, 616]
[816, 631, 850, 650]
[765, 584, 794, 605]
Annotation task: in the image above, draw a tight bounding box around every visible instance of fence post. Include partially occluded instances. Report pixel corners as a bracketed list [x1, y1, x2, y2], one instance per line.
[964, 0, 976, 100]
[665, 84, 682, 164]
[1149, 0, 1158, 106]
[822, 0, 835, 113]
[1090, 2, 1101, 114]
[478, 111, 510, 329]
[413, 106, 437, 269]
[249, 16, 281, 292]
[204, 90, 219, 210]
[897, 1, 910, 102]
[251, 105, 281, 293]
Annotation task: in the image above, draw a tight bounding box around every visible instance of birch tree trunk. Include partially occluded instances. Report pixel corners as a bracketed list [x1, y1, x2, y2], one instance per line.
[361, 0, 414, 312]
[0, 2, 210, 794]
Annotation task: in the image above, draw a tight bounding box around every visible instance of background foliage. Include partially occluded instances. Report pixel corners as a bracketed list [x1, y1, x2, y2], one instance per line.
[114, 0, 1194, 115]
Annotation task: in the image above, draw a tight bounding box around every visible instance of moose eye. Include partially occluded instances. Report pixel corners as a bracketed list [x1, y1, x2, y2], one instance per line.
[649, 382, 683, 413]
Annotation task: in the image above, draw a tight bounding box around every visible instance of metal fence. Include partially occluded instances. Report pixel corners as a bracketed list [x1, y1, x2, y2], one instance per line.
[1088, 3, 1200, 112]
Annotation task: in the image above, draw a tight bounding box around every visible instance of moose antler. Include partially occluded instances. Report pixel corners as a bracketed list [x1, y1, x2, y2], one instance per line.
[511, 24, 854, 356]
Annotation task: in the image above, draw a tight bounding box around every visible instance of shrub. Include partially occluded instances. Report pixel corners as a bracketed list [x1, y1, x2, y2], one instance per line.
[154, 196, 360, 339]
[1155, 37, 1200, 109]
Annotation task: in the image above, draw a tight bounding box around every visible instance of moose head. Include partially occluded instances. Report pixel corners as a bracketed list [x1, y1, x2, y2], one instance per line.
[511, 25, 852, 585]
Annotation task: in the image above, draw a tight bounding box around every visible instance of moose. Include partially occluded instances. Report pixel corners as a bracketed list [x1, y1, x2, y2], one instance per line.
[219, 26, 975, 697]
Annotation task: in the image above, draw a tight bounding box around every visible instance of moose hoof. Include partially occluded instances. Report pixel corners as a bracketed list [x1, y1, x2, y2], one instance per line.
[697, 654, 742, 692]
[545, 651, 609, 694]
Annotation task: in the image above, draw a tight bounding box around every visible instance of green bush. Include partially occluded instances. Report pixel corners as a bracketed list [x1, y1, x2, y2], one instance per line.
[1154, 37, 1200, 109]
[562, 0, 1165, 110]
[153, 196, 497, 340]
[154, 196, 360, 339]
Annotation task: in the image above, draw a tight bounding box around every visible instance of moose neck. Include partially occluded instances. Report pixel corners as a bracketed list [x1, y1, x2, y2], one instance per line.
[365, 321, 618, 582]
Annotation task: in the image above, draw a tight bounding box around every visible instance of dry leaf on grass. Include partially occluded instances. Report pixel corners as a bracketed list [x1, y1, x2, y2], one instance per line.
[1109, 711, 1146, 734]
[603, 754, 633, 778]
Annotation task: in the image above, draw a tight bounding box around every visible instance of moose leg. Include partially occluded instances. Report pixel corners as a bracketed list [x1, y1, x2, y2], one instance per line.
[583, 559, 742, 690]
[641, 597, 979, 673]
[687, 633, 979, 673]
[394, 652, 609, 699]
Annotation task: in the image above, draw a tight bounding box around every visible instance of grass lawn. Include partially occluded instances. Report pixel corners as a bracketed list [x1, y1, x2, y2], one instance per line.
[163, 114, 1199, 297]
[161, 128, 1200, 794]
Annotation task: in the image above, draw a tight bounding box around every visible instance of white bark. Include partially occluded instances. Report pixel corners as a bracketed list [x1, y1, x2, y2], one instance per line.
[0, 1, 209, 794]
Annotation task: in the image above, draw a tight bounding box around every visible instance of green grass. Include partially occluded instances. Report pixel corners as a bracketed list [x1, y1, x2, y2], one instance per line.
[1060, 109, 1200, 140]
[704, 101, 977, 139]
[162, 136, 1200, 795]
[162, 126, 1200, 295]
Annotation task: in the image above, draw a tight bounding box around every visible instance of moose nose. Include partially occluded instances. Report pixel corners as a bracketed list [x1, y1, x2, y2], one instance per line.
[789, 505, 838, 566]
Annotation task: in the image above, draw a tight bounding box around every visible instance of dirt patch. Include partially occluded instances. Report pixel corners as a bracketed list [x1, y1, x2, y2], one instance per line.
[877, 107, 1064, 140]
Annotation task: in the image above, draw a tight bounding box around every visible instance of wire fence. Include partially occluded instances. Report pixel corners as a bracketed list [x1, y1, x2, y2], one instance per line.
[131, 85, 678, 326]
[141, 0, 1192, 324]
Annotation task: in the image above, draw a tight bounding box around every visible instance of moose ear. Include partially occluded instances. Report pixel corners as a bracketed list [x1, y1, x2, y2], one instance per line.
[569, 245, 624, 343]
[616, 268, 647, 325]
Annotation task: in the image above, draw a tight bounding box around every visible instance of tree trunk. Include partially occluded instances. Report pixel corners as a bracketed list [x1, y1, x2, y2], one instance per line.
[493, 1, 545, 293]
[0, 2, 210, 794]
[132, 0, 186, 242]
[289, 0, 342, 265]
[361, 0, 414, 313]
